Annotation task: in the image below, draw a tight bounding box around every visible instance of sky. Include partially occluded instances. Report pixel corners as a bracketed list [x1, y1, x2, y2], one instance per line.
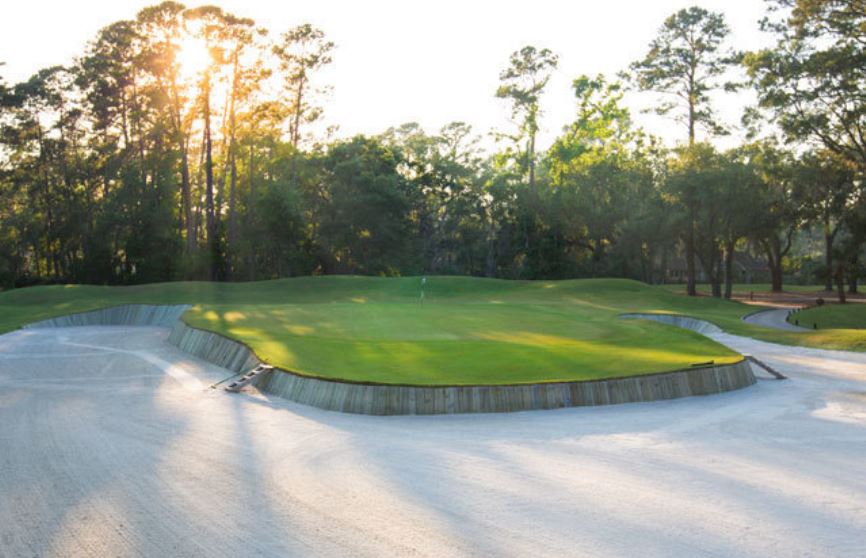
[1, 0, 775, 150]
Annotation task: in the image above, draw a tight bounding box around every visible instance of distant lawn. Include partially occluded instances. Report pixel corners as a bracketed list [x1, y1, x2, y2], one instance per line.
[793, 303, 866, 330]
[1, 276, 865, 384]
[660, 283, 826, 295]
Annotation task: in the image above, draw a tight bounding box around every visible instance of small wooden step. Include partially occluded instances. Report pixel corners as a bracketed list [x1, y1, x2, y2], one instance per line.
[224, 364, 274, 392]
[744, 355, 787, 380]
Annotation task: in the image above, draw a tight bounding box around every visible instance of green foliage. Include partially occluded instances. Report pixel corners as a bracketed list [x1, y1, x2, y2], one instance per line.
[0, 1, 864, 303]
[543, 74, 662, 279]
[662, 143, 773, 295]
[495, 45, 558, 187]
[273, 23, 333, 149]
[547, 74, 638, 174]
[627, 6, 735, 143]
[495, 46, 559, 136]
[380, 122, 490, 275]
[744, 0, 866, 171]
[314, 137, 413, 275]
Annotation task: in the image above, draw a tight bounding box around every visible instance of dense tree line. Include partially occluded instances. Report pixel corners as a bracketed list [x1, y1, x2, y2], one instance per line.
[0, 1, 864, 300]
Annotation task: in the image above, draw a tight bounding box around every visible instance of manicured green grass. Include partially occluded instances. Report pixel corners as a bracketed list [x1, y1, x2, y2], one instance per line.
[660, 283, 826, 295]
[2, 276, 865, 384]
[793, 303, 866, 330]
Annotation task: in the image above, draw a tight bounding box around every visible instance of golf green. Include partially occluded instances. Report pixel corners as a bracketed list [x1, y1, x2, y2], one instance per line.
[2, 276, 864, 384]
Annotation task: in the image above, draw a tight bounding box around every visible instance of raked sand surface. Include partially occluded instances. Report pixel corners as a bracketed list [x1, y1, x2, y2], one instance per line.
[1, 325, 865, 557]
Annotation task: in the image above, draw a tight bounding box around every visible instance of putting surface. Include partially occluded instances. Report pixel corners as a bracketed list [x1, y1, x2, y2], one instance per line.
[4, 275, 864, 384]
[1, 277, 747, 385]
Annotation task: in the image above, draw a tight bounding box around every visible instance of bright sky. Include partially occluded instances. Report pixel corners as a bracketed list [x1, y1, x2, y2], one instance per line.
[1, 0, 774, 150]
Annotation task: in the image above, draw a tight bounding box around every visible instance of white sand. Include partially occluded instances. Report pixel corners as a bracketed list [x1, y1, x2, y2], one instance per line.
[1, 325, 864, 557]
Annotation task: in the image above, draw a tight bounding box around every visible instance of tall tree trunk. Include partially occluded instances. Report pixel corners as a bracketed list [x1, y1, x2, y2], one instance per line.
[688, 100, 695, 146]
[485, 229, 496, 278]
[847, 253, 858, 294]
[120, 89, 131, 153]
[824, 223, 836, 292]
[168, 73, 195, 256]
[706, 244, 722, 298]
[181, 149, 194, 254]
[723, 238, 735, 299]
[33, 242, 42, 278]
[768, 257, 783, 293]
[292, 78, 304, 150]
[227, 150, 237, 281]
[38, 130, 57, 280]
[130, 69, 147, 187]
[762, 230, 792, 293]
[247, 144, 256, 281]
[762, 240, 783, 293]
[687, 68, 696, 146]
[686, 220, 696, 296]
[224, 52, 240, 282]
[660, 244, 669, 285]
[835, 262, 847, 304]
[289, 78, 305, 189]
[204, 78, 217, 281]
[711, 275, 722, 297]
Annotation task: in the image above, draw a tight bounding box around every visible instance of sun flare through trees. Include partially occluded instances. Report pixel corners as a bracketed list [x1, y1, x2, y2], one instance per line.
[0, 1, 864, 302]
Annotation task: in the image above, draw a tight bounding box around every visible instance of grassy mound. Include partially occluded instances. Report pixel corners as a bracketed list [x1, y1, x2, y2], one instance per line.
[2, 276, 863, 384]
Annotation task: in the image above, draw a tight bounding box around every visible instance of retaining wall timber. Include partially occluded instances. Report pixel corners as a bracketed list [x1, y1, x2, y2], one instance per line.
[168, 319, 755, 415]
[24, 304, 757, 415]
[24, 304, 190, 329]
[167, 320, 260, 374]
[254, 358, 755, 415]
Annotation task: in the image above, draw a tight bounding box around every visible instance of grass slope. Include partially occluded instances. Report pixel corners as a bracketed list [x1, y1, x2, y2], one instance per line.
[2, 276, 863, 384]
[793, 303, 866, 330]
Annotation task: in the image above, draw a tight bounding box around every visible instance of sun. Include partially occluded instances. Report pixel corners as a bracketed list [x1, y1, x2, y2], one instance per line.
[176, 36, 212, 82]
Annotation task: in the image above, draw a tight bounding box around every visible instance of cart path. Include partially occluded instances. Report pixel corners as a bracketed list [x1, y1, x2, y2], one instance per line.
[743, 307, 811, 331]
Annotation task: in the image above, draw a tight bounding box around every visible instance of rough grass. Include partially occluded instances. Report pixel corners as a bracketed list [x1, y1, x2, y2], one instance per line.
[792, 303, 866, 331]
[2, 276, 864, 384]
[659, 283, 826, 295]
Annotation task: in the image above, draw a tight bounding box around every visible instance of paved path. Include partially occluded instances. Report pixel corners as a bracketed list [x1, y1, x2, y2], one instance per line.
[743, 307, 811, 331]
[1, 325, 865, 557]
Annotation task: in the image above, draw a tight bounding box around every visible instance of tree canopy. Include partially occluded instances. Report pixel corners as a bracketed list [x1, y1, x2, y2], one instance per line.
[0, 2, 865, 302]
[626, 7, 736, 144]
